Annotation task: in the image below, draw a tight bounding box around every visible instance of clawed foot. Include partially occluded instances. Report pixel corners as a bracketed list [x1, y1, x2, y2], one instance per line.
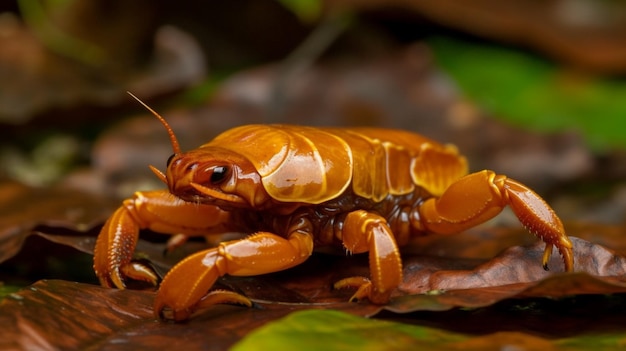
[334, 276, 391, 304]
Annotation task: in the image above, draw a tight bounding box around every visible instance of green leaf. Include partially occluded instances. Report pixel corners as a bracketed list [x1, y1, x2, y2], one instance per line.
[276, 0, 322, 23]
[0, 284, 21, 301]
[231, 309, 467, 350]
[232, 309, 626, 350]
[429, 37, 626, 151]
[560, 334, 626, 350]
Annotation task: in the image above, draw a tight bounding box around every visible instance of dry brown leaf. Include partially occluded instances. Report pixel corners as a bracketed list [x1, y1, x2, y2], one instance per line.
[0, 180, 115, 265]
[3, 206, 626, 349]
[16, 226, 626, 307]
[3, 232, 626, 349]
[0, 279, 381, 350]
[404, 237, 626, 294]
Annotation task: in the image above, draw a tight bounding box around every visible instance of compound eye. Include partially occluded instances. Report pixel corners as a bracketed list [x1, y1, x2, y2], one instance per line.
[166, 154, 176, 167]
[210, 166, 229, 184]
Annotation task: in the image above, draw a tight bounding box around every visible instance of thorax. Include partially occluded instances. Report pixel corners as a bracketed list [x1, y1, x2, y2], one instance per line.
[231, 187, 431, 247]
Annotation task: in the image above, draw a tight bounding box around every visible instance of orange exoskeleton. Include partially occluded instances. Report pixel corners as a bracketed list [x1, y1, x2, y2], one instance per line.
[94, 94, 574, 321]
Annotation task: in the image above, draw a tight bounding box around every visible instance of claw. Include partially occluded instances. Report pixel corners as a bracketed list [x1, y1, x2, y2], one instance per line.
[154, 249, 225, 321]
[334, 276, 374, 303]
[417, 170, 574, 273]
[335, 210, 402, 305]
[94, 190, 234, 290]
[93, 204, 159, 288]
[542, 244, 552, 271]
[502, 177, 574, 272]
[158, 289, 252, 321]
[155, 231, 313, 321]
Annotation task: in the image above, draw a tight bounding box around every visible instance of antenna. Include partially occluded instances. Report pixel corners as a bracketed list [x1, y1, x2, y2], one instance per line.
[127, 91, 182, 155]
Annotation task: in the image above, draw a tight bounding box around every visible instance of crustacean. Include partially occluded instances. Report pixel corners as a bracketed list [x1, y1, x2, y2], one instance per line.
[93, 95, 574, 321]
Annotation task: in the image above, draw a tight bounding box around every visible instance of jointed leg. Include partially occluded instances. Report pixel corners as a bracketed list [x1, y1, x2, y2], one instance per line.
[415, 170, 573, 271]
[334, 210, 403, 304]
[94, 190, 232, 289]
[154, 230, 314, 321]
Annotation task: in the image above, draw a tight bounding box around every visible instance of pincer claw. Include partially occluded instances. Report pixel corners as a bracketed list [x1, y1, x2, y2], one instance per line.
[542, 237, 574, 272]
[93, 205, 160, 289]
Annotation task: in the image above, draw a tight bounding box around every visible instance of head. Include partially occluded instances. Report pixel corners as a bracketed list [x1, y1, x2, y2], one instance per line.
[129, 92, 270, 208]
[164, 148, 270, 208]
